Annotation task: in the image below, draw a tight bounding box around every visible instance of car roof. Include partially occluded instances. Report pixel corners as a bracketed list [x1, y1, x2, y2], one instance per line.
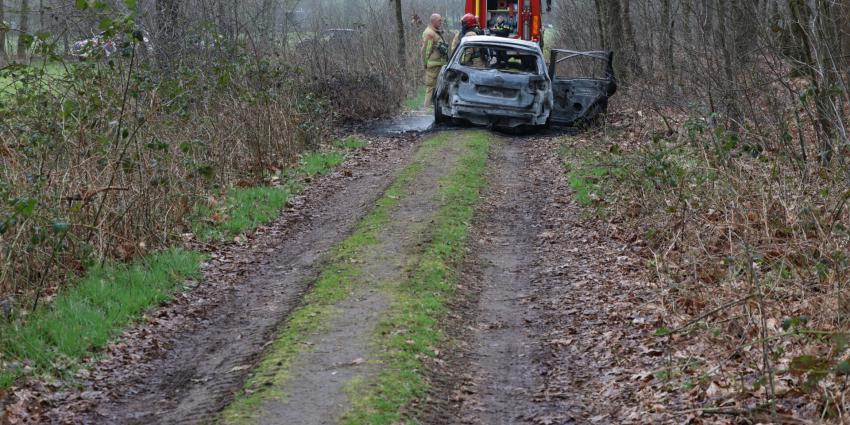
[459, 35, 542, 52]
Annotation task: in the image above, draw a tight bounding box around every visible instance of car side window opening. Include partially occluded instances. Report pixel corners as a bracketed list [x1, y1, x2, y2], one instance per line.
[458, 47, 539, 74]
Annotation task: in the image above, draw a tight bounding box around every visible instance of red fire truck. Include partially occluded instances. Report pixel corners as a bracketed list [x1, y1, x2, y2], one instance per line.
[464, 0, 551, 44]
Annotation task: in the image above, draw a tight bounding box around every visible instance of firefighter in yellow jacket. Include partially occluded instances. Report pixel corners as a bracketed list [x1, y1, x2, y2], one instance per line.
[421, 13, 449, 108]
[451, 14, 485, 68]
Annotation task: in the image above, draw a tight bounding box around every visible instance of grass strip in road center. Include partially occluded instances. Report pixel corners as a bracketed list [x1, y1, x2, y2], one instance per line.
[219, 133, 457, 424]
[341, 131, 491, 425]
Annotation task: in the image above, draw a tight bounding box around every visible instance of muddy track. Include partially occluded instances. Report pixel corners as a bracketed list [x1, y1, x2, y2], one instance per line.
[48, 137, 420, 424]
[420, 137, 549, 424]
[248, 137, 469, 424]
[421, 135, 599, 425]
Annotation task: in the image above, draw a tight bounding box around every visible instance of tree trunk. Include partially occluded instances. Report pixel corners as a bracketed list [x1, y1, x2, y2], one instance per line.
[731, 0, 758, 62]
[392, 0, 405, 66]
[661, 0, 673, 78]
[789, 0, 834, 164]
[716, 0, 741, 128]
[17, 0, 29, 60]
[593, 0, 606, 49]
[0, 0, 6, 66]
[157, 0, 180, 66]
[602, 0, 625, 80]
[621, 0, 640, 77]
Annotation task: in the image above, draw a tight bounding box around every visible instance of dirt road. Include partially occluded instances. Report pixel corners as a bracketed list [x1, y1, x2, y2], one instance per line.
[22, 126, 654, 425]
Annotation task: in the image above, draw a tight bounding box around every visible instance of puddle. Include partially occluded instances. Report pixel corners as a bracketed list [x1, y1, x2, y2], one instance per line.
[365, 111, 583, 138]
[367, 112, 434, 135]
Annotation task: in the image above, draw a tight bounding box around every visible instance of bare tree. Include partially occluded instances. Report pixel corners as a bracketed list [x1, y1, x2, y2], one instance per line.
[0, 0, 6, 65]
[17, 0, 28, 59]
[392, 0, 405, 65]
[660, 0, 672, 81]
[620, 0, 639, 77]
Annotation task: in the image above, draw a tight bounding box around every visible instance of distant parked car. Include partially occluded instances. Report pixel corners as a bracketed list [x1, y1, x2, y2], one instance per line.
[72, 30, 152, 61]
[72, 32, 117, 61]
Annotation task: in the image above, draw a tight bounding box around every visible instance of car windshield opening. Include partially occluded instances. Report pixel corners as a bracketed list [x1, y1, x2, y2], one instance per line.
[457, 46, 539, 74]
[552, 55, 609, 80]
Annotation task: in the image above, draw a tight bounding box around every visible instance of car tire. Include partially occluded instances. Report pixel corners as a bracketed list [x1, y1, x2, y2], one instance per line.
[434, 101, 448, 125]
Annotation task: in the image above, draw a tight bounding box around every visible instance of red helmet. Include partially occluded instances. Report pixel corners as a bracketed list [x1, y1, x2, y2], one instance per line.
[461, 13, 478, 29]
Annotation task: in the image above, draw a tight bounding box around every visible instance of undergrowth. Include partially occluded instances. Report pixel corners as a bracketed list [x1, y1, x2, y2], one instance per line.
[563, 111, 850, 418]
[0, 141, 359, 391]
[404, 86, 428, 110]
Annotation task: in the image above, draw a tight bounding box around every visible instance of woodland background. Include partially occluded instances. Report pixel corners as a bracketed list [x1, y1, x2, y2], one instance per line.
[2, 0, 850, 418]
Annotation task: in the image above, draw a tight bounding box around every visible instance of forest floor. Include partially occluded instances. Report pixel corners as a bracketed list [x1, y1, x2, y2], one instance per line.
[2, 121, 673, 424]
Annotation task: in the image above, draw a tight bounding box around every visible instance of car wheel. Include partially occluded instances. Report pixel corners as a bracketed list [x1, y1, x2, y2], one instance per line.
[434, 101, 448, 124]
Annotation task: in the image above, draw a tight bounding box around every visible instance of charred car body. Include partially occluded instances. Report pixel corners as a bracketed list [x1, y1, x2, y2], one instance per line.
[433, 36, 552, 128]
[432, 36, 617, 128]
[547, 49, 617, 126]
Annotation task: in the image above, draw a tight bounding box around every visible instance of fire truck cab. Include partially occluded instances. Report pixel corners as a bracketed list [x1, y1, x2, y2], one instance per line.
[464, 0, 550, 45]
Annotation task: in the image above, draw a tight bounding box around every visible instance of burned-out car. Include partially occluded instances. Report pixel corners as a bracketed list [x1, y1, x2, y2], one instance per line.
[433, 36, 617, 128]
[433, 36, 552, 128]
[547, 49, 617, 126]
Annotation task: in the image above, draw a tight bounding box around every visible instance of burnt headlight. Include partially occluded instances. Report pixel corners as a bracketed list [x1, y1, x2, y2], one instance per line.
[445, 69, 469, 83]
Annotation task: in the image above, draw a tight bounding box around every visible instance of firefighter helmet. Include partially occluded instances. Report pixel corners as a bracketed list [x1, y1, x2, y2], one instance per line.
[461, 13, 478, 29]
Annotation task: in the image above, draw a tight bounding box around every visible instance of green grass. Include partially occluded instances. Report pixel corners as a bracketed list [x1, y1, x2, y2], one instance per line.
[341, 131, 491, 425]
[405, 86, 428, 110]
[0, 249, 203, 388]
[335, 136, 369, 150]
[191, 186, 292, 241]
[219, 133, 455, 424]
[567, 165, 611, 206]
[301, 151, 345, 176]
[0, 60, 68, 97]
[562, 143, 629, 208]
[191, 150, 349, 241]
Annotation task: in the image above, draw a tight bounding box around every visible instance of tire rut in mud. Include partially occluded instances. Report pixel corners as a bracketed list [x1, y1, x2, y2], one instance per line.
[459, 138, 546, 424]
[422, 136, 571, 425]
[77, 139, 418, 425]
[240, 135, 470, 425]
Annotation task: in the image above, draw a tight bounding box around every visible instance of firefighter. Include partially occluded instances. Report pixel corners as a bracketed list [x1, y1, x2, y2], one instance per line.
[491, 15, 514, 37]
[450, 13, 485, 67]
[490, 15, 513, 66]
[421, 13, 449, 108]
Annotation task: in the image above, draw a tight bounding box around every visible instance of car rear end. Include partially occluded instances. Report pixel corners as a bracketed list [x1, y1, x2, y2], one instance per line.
[435, 37, 552, 128]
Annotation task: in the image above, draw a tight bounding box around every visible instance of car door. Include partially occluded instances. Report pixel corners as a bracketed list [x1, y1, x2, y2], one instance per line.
[548, 50, 617, 126]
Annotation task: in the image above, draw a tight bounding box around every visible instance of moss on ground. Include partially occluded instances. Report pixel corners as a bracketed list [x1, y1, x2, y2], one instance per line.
[341, 130, 491, 425]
